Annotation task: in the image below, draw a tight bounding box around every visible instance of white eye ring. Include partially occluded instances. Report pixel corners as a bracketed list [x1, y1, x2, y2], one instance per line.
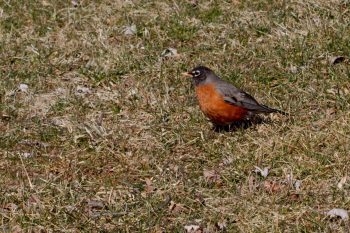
[192, 70, 201, 77]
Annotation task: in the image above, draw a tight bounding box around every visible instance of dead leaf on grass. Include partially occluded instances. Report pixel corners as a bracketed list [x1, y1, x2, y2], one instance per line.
[169, 164, 179, 173]
[248, 175, 257, 192]
[4, 203, 18, 212]
[337, 176, 347, 190]
[71, 0, 79, 7]
[86, 199, 104, 210]
[329, 56, 346, 65]
[76, 85, 91, 95]
[294, 180, 301, 191]
[289, 193, 302, 202]
[184, 224, 201, 233]
[289, 65, 298, 74]
[254, 166, 269, 178]
[326, 208, 349, 220]
[216, 219, 227, 230]
[145, 177, 155, 193]
[161, 48, 178, 58]
[220, 157, 233, 166]
[195, 192, 205, 205]
[326, 108, 337, 116]
[264, 180, 285, 193]
[168, 201, 185, 213]
[19, 152, 34, 159]
[203, 169, 221, 184]
[123, 24, 137, 36]
[18, 83, 28, 92]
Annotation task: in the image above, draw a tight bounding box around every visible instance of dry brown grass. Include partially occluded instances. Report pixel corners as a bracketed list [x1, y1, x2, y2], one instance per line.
[1, 0, 350, 232]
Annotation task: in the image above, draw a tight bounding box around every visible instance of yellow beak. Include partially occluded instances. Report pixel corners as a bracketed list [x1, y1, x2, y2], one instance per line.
[182, 72, 192, 78]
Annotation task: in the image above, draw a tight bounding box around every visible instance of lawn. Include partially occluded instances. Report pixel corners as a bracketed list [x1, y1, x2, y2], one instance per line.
[0, 0, 350, 232]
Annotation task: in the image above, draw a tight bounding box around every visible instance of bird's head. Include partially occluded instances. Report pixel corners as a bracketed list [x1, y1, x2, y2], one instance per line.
[182, 66, 215, 86]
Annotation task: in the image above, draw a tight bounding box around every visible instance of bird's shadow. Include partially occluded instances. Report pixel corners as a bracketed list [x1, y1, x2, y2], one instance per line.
[213, 116, 271, 133]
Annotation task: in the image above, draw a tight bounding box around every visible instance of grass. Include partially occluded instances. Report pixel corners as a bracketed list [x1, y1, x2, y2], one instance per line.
[0, 0, 350, 232]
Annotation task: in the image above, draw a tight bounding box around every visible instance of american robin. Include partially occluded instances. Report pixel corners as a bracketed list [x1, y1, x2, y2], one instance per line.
[183, 66, 286, 126]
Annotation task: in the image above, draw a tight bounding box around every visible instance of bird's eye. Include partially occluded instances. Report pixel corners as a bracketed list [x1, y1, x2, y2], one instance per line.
[192, 70, 201, 77]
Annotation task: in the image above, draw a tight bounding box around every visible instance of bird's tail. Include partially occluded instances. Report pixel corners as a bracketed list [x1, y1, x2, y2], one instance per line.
[259, 104, 289, 115]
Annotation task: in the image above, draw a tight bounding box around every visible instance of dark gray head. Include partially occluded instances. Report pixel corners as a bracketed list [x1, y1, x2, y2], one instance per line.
[184, 66, 218, 86]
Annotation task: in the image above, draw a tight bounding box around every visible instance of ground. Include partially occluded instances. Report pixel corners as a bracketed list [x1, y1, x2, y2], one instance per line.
[1, 0, 350, 232]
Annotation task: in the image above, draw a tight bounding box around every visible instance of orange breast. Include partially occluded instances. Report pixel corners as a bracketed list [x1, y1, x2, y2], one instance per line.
[195, 84, 248, 125]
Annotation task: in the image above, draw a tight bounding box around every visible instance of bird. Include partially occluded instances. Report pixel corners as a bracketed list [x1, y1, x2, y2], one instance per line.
[183, 66, 287, 127]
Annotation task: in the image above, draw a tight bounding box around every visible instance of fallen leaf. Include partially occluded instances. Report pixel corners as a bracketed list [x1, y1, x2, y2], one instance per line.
[19, 152, 33, 159]
[4, 203, 18, 211]
[127, 88, 138, 97]
[290, 193, 302, 201]
[264, 180, 285, 193]
[254, 166, 269, 178]
[285, 174, 293, 185]
[289, 65, 298, 74]
[19, 83, 28, 92]
[329, 56, 346, 65]
[195, 193, 205, 205]
[76, 85, 91, 95]
[169, 164, 179, 173]
[86, 199, 104, 210]
[203, 169, 221, 184]
[123, 24, 137, 36]
[184, 224, 200, 233]
[326, 208, 349, 220]
[161, 48, 178, 58]
[216, 219, 227, 230]
[248, 175, 257, 192]
[326, 108, 337, 116]
[294, 180, 301, 191]
[221, 157, 233, 166]
[337, 176, 347, 190]
[168, 201, 185, 213]
[145, 178, 155, 193]
[71, 0, 78, 7]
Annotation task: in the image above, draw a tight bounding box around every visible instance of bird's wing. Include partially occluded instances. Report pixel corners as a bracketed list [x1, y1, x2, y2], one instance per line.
[216, 81, 284, 114]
